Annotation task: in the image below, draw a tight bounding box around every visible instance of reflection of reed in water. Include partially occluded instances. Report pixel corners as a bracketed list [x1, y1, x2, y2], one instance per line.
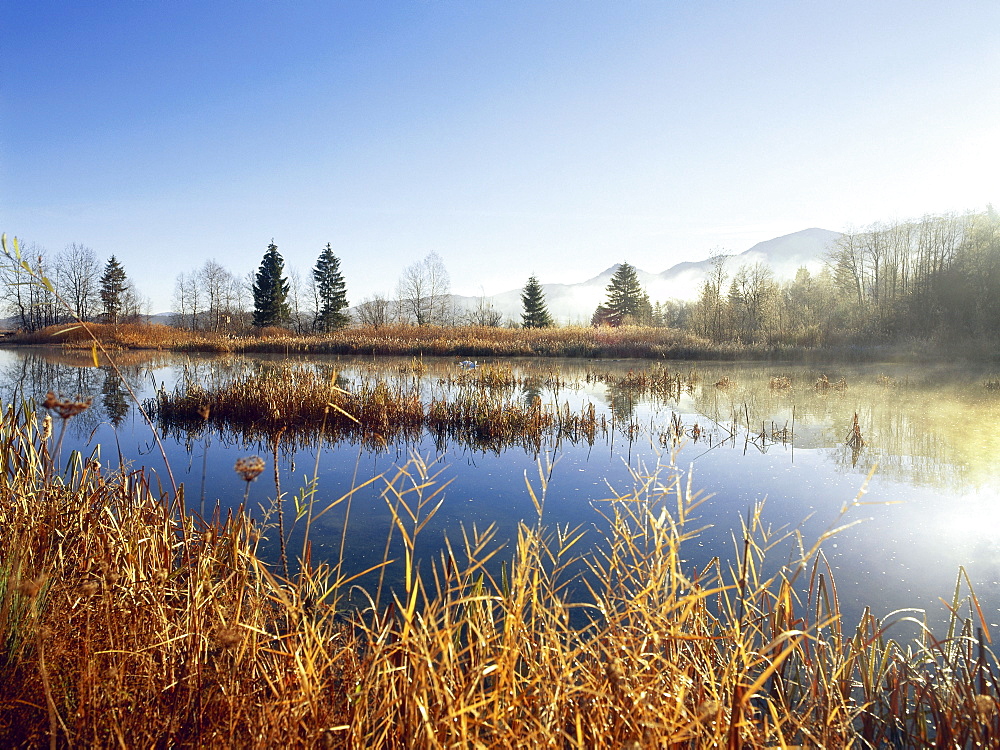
[845, 412, 867, 467]
[148, 363, 606, 456]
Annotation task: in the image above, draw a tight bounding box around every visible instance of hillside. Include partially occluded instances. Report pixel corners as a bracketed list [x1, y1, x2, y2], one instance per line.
[457, 228, 840, 324]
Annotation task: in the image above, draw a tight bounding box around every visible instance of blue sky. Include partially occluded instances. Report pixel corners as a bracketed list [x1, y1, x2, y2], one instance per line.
[2, 1, 998, 313]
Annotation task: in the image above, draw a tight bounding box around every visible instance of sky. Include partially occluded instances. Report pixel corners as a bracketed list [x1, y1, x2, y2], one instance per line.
[2, 1, 998, 313]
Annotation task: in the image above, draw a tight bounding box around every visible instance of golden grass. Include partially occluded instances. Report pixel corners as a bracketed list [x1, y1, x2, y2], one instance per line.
[148, 362, 604, 452]
[6, 322, 730, 360]
[1, 398, 998, 746]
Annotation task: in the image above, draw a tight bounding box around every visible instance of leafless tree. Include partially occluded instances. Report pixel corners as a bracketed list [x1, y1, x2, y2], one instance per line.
[396, 252, 451, 325]
[464, 292, 503, 327]
[0, 242, 63, 330]
[56, 243, 101, 321]
[172, 271, 202, 329]
[355, 294, 391, 328]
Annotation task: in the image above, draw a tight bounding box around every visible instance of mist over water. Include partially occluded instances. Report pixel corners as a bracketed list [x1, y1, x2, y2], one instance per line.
[3, 347, 998, 632]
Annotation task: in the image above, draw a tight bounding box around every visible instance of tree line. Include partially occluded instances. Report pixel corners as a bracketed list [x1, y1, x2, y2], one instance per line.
[682, 208, 1000, 346]
[4, 206, 996, 348]
[0, 243, 145, 331]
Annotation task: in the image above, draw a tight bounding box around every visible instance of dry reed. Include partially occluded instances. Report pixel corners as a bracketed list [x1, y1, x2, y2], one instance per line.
[0, 397, 997, 746]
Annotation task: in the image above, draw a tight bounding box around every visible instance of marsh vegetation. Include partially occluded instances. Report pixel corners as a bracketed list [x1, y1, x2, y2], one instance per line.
[1, 348, 1000, 746]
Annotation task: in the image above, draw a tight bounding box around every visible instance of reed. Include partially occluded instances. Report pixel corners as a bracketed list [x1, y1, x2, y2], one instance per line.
[768, 375, 792, 391]
[0, 398, 997, 745]
[148, 362, 603, 453]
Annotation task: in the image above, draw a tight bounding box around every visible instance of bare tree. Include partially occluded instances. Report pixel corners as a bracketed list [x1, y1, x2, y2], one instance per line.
[355, 294, 392, 328]
[464, 292, 503, 327]
[172, 271, 202, 329]
[396, 252, 451, 325]
[692, 254, 729, 340]
[198, 260, 244, 333]
[56, 243, 101, 321]
[727, 262, 776, 342]
[0, 243, 63, 330]
[287, 267, 310, 334]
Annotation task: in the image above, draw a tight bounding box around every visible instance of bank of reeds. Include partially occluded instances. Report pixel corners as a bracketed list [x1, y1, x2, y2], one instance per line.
[1, 399, 997, 747]
[147, 363, 602, 452]
[8, 322, 913, 362]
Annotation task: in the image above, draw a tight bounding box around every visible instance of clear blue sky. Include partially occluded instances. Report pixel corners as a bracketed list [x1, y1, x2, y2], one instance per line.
[3, 1, 998, 313]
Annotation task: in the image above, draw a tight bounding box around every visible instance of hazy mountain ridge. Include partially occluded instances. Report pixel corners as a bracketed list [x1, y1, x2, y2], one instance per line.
[458, 228, 841, 324]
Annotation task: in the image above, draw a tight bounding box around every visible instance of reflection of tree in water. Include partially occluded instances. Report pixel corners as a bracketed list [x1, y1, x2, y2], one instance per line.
[606, 385, 636, 423]
[685, 370, 998, 492]
[101, 369, 131, 426]
[0, 351, 152, 439]
[521, 379, 542, 409]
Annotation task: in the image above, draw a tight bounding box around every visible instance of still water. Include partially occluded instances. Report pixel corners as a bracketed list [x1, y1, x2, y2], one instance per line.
[3, 347, 999, 631]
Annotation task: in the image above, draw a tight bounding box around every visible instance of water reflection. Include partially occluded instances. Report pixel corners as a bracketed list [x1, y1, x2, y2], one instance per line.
[2, 347, 999, 630]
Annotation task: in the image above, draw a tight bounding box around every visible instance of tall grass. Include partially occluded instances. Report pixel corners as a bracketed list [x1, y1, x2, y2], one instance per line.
[7, 322, 874, 361]
[0, 397, 997, 746]
[147, 362, 604, 453]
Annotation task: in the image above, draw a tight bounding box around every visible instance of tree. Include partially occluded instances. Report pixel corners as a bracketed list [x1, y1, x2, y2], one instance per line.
[172, 271, 202, 329]
[199, 260, 242, 332]
[692, 254, 730, 340]
[252, 241, 291, 328]
[520, 275, 553, 328]
[312, 243, 349, 332]
[727, 262, 776, 343]
[355, 294, 391, 328]
[99, 255, 128, 324]
[396, 252, 451, 325]
[594, 262, 650, 327]
[57, 243, 101, 321]
[0, 240, 60, 331]
[466, 293, 504, 327]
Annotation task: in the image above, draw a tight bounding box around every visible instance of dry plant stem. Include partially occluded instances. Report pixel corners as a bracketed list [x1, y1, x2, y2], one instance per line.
[273, 429, 289, 581]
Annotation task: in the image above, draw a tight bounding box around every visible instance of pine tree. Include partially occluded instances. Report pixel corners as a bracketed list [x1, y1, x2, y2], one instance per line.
[596, 262, 650, 326]
[99, 255, 128, 324]
[520, 274, 553, 328]
[252, 241, 291, 328]
[312, 243, 349, 332]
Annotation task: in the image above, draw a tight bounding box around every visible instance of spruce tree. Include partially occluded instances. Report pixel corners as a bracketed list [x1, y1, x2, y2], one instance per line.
[252, 241, 291, 327]
[521, 274, 553, 328]
[99, 255, 128, 324]
[597, 262, 650, 326]
[312, 243, 349, 332]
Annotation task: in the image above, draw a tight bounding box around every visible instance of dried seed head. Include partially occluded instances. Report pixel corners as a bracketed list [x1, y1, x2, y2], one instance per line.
[696, 700, 721, 721]
[40, 414, 53, 441]
[234, 456, 266, 482]
[43, 391, 93, 420]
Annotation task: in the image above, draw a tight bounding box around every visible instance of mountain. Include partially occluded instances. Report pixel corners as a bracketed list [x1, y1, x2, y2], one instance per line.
[455, 228, 841, 324]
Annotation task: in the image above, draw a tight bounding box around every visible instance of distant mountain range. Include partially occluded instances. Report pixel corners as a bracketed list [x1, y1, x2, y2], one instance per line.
[456, 228, 840, 324]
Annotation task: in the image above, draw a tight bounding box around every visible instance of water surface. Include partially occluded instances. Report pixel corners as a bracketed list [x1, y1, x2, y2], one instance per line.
[3, 347, 998, 631]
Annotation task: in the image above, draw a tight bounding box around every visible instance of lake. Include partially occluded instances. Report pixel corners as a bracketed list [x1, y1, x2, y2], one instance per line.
[3, 346, 999, 632]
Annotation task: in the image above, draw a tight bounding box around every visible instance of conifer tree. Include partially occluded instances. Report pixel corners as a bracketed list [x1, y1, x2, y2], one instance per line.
[99, 255, 128, 324]
[252, 241, 291, 327]
[520, 274, 553, 328]
[595, 262, 651, 326]
[312, 243, 349, 332]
